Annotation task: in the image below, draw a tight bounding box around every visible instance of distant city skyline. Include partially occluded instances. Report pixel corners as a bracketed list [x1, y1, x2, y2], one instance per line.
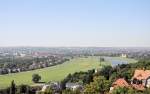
[0, 0, 150, 47]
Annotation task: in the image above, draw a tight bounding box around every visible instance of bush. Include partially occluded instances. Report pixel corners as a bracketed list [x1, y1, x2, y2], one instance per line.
[32, 74, 41, 83]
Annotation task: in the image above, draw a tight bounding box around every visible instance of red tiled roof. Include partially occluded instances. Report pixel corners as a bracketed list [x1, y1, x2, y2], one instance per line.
[133, 70, 150, 80]
[112, 78, 129, 88]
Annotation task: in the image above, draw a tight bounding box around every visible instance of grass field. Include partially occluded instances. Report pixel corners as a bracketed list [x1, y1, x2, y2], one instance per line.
[0, 56, 137, 89]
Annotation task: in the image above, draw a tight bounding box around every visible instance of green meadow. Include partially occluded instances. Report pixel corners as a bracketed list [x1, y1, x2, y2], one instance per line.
[0, 56, 137, 89]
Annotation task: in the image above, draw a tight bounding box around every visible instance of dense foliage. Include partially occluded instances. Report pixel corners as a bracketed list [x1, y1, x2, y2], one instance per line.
[32, 74, 41, 83]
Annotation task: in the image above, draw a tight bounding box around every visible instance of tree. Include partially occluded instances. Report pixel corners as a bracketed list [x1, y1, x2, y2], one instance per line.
[84, 83, 98, 94]
[112, 87, 136, 94]
[17, 85, 29, 94]
[32, 74, 41, 83]
[100, 57, 105, 66]
[83, 74, 93, 84]
[100, 66, 112, 80]
[100, 57, 105, 62]
[93, 76, 110, 94]
[60, 79, 67, 90]
[10, 80, 16, 94]
[62, 89, 81, 94]
[143, 88, 150, 94]
[84, 76, 110, 94]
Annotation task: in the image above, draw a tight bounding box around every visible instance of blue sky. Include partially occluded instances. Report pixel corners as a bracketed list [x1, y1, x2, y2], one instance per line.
[0, 0, 150, 47]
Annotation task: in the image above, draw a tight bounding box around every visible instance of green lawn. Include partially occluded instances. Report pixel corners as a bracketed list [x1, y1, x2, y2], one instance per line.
[0, 56, 137, 89]
[0, 57, 102, 88]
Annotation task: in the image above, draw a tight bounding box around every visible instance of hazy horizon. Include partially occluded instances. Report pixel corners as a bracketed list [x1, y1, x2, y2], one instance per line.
[0, 0, 150, 47]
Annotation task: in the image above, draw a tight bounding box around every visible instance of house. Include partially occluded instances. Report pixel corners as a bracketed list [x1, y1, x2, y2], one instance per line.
[20, 53, 26, 57]
[36, 82, 61, 94]
[0, 68, 9, 74]
[7, 68, 11, 73]
[110, 69, 150, 92]
[49, 82, 61, 92]
[95, 69, 100, 73]
[35, 84, 51, 94]
[110, 78, 129, 92]
[131, 69, 150, 90]
[66, 83, 83, 91]
[41, 85, 50, 92]
[121, 54, 127, 58]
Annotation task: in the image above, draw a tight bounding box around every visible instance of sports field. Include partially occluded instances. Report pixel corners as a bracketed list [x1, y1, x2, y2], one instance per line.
[0, 56, 137, 89]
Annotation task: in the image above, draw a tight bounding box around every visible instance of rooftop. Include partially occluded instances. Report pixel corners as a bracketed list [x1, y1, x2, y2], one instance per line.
[133, 69, 150, 80]
[112, 78, 129, 88]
